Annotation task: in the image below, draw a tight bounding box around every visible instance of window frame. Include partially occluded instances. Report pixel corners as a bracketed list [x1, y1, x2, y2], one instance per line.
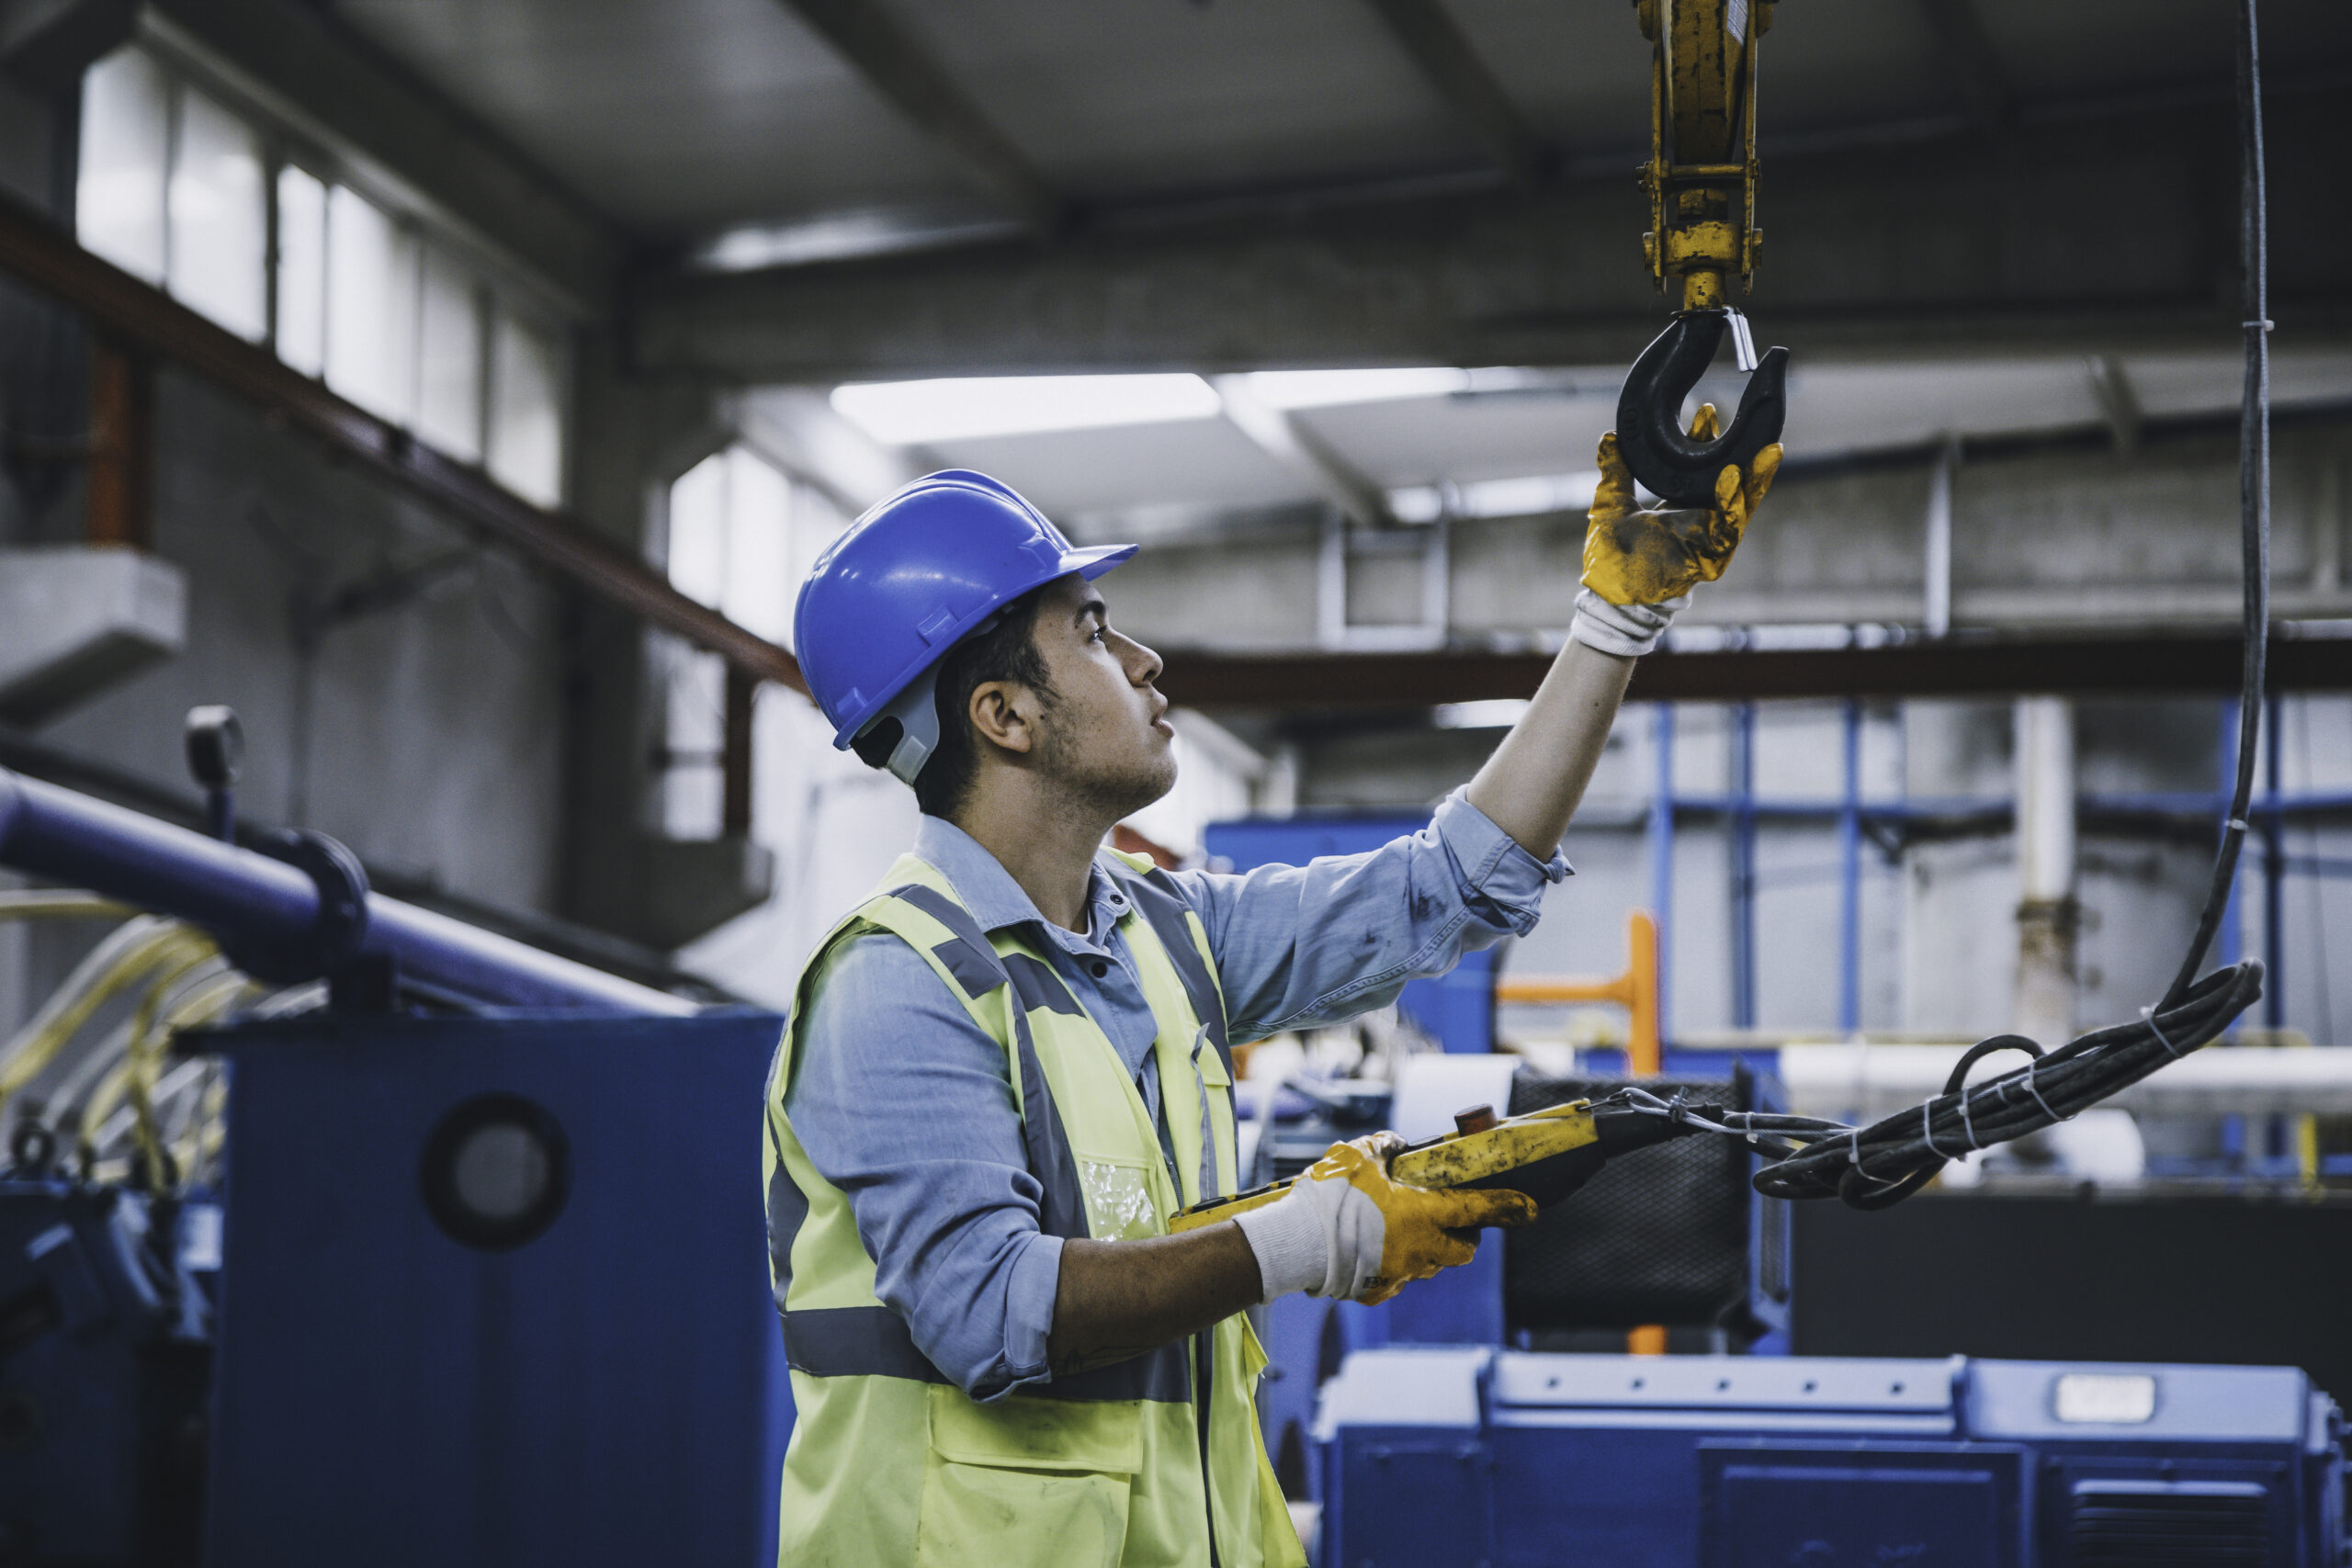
[76, 32, 577, 509]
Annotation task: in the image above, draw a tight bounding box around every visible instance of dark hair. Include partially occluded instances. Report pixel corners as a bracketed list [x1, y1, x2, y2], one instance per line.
[899, 584, 1056, 820]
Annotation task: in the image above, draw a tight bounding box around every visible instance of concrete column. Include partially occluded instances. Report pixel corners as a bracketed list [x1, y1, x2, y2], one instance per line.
[1923, 434, 1957, 637]
[2013, 694, 2078, 1044]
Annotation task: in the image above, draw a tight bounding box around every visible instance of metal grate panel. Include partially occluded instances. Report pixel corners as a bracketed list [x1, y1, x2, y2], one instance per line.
[1504, 1075, 1753, 1331]
[2069, 1483, 2273, 1566]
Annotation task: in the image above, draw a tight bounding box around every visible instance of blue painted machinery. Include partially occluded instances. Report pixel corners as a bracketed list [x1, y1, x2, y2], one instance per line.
[5, 774, 2346, 1568]
[1311, 1348, 2346, 1568]
[198, 1009, 790, 1567]
[0, 755, 794, 1565]
[0, 1174, 209, 1563]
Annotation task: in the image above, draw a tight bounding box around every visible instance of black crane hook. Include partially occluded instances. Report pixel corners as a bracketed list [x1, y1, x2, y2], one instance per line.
[1613, 310, 1791, 508]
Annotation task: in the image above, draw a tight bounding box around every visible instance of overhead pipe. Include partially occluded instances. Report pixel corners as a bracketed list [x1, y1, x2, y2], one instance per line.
[0, 766, 695, 1017]
[1781, 1040, 2352, 1122]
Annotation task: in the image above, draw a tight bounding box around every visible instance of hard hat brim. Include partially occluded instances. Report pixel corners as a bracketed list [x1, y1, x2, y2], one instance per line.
[1066, 542, 1139, 581]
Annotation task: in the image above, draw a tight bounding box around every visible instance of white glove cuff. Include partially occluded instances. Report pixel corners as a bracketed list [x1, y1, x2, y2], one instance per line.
[1233, 1185, 1329, 1303]
[1568, 587, 1689, 658]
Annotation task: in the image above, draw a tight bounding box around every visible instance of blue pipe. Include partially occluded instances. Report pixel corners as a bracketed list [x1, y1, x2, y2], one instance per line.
[1838, 699, 1862, 1035]
[1647, 704, 1675, 1044]
[0, 767, 695, 1016]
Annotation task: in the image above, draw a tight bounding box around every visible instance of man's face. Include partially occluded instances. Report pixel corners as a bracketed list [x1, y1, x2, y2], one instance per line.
[1024, 574, 1177, 818]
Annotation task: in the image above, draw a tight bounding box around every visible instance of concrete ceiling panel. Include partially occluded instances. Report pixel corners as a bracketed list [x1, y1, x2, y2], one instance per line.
[2124, 350, 2352, 421]
[1434, 0, 1649, 153]
[915, 416, 1319, 517]
[882, 0, 1478, 200]
[321, 0, 2351, 263]
[1973, 0, 2350, 104]
[1293, 389, 1617, 489]
[331, 0, 975, 236]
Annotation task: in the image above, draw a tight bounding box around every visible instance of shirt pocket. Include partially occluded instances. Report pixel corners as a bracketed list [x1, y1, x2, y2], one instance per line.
[1075, 1150, 1160, 1241]
[917, 1387, 1140, 1568]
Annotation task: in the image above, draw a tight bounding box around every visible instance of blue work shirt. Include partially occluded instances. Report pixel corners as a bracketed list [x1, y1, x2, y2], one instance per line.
[784, 790, 1570, 1400]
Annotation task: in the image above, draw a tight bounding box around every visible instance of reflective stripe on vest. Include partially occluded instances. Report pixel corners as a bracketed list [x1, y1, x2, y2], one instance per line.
[768, 875, 1193, 1403]
[888, 880, 1090, 1243]
[763, 852, 1306, 1568]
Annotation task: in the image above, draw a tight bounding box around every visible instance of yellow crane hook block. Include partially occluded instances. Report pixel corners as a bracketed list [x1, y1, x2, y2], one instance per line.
[1637, 0, 1772, 312]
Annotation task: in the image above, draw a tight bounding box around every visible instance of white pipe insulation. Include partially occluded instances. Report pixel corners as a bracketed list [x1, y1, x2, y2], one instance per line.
[1779, 1042, 2352, 1121]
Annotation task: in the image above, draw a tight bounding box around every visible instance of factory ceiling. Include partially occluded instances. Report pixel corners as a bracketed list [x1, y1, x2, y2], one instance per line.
[300, 0, 2352, 531]
[326, 0, 2350, 264]
[31, 0, 2345, 694]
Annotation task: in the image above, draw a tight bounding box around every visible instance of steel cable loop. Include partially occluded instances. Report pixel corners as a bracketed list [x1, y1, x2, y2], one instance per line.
[1668, 0, 2276, 1210]
[1742, 961, 2261, 1205]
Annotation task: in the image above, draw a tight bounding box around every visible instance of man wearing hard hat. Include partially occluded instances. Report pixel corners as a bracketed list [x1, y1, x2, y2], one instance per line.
[763, 420, 1779, 1566]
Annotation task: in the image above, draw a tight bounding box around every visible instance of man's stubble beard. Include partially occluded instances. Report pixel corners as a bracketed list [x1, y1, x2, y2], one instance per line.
[1034, 700, 1178, 825]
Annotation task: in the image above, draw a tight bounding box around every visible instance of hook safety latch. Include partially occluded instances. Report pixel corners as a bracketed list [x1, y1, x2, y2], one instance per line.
[1614, 308, 1790, 509]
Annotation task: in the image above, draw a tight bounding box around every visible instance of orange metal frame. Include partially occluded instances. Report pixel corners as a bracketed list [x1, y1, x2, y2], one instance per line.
[1495, 909, 1668, 1353]
[1495, 910, 1661, 1077]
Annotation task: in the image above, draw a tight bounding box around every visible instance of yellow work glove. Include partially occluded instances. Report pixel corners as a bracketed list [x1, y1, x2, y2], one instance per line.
[1230, 1131, 1538, 1306]
[1571, 405, 1782, 657]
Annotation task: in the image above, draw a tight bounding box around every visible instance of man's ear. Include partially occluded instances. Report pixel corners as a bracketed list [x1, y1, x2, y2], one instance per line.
[968, 680, 1040, 756]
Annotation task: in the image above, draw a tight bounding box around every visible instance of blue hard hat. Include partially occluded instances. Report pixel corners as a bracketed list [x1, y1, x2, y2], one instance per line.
[795, 469, 1136, 784]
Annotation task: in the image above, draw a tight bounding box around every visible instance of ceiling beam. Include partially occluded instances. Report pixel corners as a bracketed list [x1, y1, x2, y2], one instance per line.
[632, 88, 2347, 379]
[141, 0, 616, 310]
[1358, 0, 1549, 189]
[1211, 376, 1392, 528]
[2084, 354, 2144, 452]
[1916, 0, 2011, 131]
[773, 0, 1058, 234]
[0, 185, 803, 691]
[0, 0, 133, 94]
[1155, 634, 2352, 712]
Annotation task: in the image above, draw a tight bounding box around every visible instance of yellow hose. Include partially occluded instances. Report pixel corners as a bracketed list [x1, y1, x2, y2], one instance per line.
[0, 918, 209, 1117]
[71, 946, 235, 1181]
[0, 891, 135, 920]
[122, 943, 224, 1184]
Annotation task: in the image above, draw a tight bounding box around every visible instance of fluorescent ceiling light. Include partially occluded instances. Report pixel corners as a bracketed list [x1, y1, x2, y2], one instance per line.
[695, 208, 1021, 272]
[1243, 366, 1585, 410]
[831, 375, 1225, 446]
[1434, 699, 1530, 730]
[1244, 368, 1471, 409]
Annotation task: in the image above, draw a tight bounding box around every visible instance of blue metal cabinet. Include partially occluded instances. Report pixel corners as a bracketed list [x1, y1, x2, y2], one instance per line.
[201, 1010, 790, 1568]
[1312, 1348, 2347, 1568]
[1698, 1442, 2030, 1568]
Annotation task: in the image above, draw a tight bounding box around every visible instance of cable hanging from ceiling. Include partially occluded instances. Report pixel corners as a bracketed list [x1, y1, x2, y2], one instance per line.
[1627, 0, 2277, 1210]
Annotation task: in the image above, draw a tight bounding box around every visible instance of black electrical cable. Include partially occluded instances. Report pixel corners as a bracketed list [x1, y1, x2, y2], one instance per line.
[1623, 0, 2274, 1209]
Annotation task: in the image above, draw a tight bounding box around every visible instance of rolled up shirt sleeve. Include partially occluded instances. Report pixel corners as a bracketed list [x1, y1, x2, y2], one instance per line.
[782, 932, 1062, 1403]
[1172, 788, 1571, 1040]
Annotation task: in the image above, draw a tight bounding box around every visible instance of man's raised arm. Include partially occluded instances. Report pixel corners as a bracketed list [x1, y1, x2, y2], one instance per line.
[1468, 413, 1781, 859]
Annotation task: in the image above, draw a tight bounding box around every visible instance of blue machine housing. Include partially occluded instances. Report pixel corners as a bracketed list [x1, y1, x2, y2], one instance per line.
[0, 1178, 209, 1563]
[198, 1010, 792, 1568]
[1311, 1347, 2348, 1568]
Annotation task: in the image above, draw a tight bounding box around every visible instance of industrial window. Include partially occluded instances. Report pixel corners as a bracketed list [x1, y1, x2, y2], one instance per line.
[322, 184, 417, 423]
[75, 43, 570, 508]
[659, 447, 841, 838]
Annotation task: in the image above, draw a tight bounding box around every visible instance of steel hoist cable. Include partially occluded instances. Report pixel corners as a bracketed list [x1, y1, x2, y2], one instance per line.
[1617, 0, 2275, 1209]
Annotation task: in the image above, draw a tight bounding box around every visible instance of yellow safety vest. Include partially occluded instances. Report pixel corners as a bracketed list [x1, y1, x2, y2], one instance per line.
[762, 849, 1306, 1568]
